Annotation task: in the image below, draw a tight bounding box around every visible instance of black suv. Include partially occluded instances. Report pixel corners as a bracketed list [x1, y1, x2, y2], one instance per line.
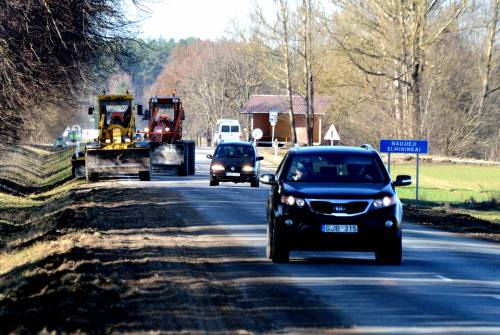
[208, 141, 264, 187]
[260, 145, 412, 264]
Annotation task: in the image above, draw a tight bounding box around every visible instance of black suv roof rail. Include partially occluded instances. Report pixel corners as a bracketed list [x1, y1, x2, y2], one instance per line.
[360, 144, 375, 151]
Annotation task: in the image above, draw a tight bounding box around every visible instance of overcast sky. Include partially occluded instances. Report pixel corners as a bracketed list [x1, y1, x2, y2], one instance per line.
[130, 0, 254, 40]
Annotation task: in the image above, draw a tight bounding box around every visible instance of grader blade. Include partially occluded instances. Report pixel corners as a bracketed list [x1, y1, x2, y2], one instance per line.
[151, 144, 183, 166]
[85, 148, 150, 176]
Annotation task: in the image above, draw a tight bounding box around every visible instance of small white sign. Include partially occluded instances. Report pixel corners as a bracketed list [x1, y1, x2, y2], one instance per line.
[269, 111, 278, 125]
[324, 124, 340, 141]
[252, 128, 263, 140]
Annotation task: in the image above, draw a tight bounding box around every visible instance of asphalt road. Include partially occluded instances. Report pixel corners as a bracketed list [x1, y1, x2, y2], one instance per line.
[126, 147, 500, 334]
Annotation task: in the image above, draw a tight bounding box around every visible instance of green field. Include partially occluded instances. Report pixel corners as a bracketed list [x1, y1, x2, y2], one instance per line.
[389, 164, 500, 203]
[390, 163, 500, 223]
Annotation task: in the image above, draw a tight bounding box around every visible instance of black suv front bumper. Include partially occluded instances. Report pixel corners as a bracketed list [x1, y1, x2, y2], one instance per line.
[275, 203, 401, 251]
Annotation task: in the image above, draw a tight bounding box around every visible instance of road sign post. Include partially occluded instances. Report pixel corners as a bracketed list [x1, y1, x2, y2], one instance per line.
[387, 153, 391, 174]
[416, 153, 420, 201]
[269, 110, 278, 156]
[380, 139, 429, 201]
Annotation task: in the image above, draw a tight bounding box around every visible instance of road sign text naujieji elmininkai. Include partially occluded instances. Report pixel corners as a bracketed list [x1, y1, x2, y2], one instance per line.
[379, 139, 428, 154]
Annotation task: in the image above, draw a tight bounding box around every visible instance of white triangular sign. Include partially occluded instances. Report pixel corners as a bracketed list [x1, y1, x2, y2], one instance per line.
[324, 124, 340, 141]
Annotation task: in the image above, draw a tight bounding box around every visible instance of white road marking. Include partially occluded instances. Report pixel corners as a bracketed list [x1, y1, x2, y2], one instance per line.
[319, 325, 500, 334]
[436, 275, 453, 282]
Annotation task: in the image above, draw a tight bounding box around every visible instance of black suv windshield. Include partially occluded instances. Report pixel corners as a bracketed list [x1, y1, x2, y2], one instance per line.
[286, 153, 387, 183]
[216, 145, 255, 158]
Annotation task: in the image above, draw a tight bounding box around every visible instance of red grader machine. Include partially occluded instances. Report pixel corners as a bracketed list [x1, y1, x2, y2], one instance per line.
[72, 94, 151, 182]
[143, 94, 195, 175]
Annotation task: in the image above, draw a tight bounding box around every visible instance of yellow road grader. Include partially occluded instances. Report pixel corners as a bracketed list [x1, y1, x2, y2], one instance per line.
[72, 94, 151, 182]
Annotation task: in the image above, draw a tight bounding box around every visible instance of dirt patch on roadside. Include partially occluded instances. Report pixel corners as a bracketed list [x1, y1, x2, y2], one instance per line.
[405, 205, 500, 242]
[1, 183, 345, 334]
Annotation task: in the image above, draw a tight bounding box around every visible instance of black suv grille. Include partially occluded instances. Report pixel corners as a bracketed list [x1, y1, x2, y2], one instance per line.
[309, 201, 369, 215]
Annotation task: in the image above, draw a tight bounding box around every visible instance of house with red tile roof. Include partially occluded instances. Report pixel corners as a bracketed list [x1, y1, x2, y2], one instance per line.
[241, 95, 333, 145]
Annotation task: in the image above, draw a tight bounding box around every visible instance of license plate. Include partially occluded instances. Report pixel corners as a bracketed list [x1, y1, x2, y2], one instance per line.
[321, 224, 358, 233]
[226, 172, 240, 177]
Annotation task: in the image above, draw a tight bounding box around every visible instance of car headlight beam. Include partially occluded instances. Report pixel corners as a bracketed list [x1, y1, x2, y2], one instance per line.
[242, 165, 254, 172]
[373, 195, 396, 208]
[281, 195, 305, 207]
[211, 164, 225, 171]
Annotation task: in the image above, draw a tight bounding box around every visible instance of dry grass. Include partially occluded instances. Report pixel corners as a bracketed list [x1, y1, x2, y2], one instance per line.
[258, 147, 287, 168]
[0, 180, 85, 251]
[0, 236, 76, 276]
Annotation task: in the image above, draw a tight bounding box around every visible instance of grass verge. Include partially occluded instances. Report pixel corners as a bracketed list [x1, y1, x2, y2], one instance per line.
[0, 144, 85, 252]
[0, 144, 74, 195]
[0, 179, 85, 251]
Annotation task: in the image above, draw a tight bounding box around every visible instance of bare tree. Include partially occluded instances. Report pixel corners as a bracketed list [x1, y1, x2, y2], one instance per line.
[329, 0, 468, 138]
[297, 0, 326, 145]
[0, 0, 142, 143]
[252, 0, 298, 144]
[477, 0, 499, 116]
[146, 40, 264, 145]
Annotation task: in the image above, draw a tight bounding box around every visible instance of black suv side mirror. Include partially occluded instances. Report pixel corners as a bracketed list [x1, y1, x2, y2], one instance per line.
[260, 173, 276, 185]
[137, 104, 143, 115]
[256, 156, 264, 161]
[206, 154, 213, 159]
[393, 175, 412, 187]
[88, 107, 94, 115]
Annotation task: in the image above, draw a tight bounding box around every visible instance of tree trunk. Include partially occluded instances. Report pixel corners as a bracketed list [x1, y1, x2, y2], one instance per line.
[302, 0, 315, 146]
[302, 11, 312, 146]
[279, 0, 297, 144]
[285, 57, 297, 145]
[478, 0, 499, 116]
[309, 76, 315, 145]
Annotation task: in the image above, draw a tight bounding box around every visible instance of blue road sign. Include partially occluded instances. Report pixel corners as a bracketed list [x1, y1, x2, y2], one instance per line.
[380, 139, 428, 154]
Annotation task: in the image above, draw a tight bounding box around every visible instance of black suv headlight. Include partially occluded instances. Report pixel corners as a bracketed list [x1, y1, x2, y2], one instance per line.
[281, 195, 306, 207]
[372, 195, 396, 209]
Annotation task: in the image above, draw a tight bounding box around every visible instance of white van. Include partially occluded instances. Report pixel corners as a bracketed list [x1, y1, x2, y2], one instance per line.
[214, 119, 241, 146]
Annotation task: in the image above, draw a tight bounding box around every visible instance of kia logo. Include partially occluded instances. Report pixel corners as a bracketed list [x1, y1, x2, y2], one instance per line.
[334, 206, 346, 212]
